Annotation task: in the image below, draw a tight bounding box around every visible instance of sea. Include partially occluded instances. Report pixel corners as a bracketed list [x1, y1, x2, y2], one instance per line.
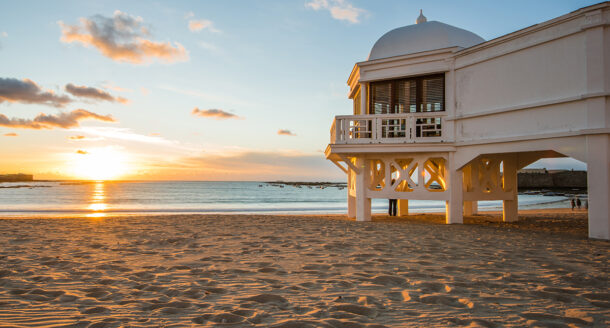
[0, 181, 577, 217]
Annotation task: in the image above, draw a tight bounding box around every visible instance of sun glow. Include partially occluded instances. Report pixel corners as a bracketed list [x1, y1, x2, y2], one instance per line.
[69, 147, 130, 180]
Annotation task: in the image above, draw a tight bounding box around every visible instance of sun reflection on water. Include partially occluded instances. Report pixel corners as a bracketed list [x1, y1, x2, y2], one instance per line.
[86, 181, 107, 218]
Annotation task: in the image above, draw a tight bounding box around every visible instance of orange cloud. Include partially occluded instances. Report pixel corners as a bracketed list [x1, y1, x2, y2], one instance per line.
[76, 149, 89, 154]
[58, 11, 189, 64]
[65, 83, 128, 103]
[3, 132, 17, 137]
[278, 129, 296, 136]
[0, 77, 71, 107]
[192, 108, 241, 120]
[188, 19, 219, 33]
[0, 109, 115, 129]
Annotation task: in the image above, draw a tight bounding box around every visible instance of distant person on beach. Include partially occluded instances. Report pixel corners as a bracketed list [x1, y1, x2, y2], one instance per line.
[571, 198, 576, 211]
[576, 197, 582, 209]
[388, 198, 397, 216]
[389, 179, 397, 216]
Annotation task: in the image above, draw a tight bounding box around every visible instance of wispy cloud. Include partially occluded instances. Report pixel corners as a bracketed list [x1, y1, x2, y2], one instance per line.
[3, 132, 17, 137]
[75, 126, 176, 146]
[65, 83, 128, 103]
[278, 129, 296, 136]
[58, 10, 189, 64]
[68, 135, 103, 141]
[102, 82, 131, 92]
[306, 0, 365, 23]
[192, 108, 241, 120]
[188, 19, 220, 33]
[0, 109, 115, 129]
[0, 77, 71, 107]
[76, 149, 88, 154]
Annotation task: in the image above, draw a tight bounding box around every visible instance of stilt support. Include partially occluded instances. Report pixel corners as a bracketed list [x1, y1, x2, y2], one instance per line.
[355, 158, 371, 221]
[587, 135, 610, 239]
[397, 199, 408, 216]
[502, 155, 519, 222]
[446, 153, 463, 224]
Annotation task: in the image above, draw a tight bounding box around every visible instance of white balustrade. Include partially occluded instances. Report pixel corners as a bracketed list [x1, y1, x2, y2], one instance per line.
[330, 113, 447, 144]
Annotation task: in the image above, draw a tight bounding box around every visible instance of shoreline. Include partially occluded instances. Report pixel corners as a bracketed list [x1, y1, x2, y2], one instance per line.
[0, 207, 594, 239]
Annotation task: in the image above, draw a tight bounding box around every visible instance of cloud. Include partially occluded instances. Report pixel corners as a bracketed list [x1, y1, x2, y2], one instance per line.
[68, 135, 103, 141]
[0, 77, 72, 107]
[306, 0, 365, 23]
[0, 109, 115, 129]
[188, 19, 220, 33]
[102, 82, 131, 92]
[192, 108, 241, 120]
[65, 83, 128, 103]
[1, 32, 7, 37]
[76, 149, 89, 154]
[75, 126, 178, 146]
[3, 132, 17, 137]
[278, 129, 296, 136]
[58, 10, 189, 64]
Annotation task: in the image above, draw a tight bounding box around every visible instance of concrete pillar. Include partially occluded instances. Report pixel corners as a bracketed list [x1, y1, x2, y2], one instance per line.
[355, 158, 371, 221]
[587, 135, 610, 240]
[502, 155, 519, 222]
[347, 168, 356, 219]
[463, 201, 477, 216]
[360, 83, 368, 114]
[446, 153, 463, 224]
[397, 199, 408, 216]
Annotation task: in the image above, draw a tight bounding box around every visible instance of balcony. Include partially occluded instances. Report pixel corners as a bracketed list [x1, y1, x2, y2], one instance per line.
[330, 113, 448, 145]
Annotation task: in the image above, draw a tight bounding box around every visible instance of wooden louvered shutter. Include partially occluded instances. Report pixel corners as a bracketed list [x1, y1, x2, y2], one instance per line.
[370, 82, 391, 114]
[395, 79, 417, 113]
[421, 75, 444, 112]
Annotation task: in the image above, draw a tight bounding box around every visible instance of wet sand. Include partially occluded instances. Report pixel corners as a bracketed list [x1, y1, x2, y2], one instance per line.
[0, 211, 608, 327]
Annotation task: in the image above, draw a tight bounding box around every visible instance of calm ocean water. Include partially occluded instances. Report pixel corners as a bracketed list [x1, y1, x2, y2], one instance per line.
[0, 181, 572, 217]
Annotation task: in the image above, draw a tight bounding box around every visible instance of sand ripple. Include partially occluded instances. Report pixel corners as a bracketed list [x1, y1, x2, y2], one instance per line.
[0, 214, 607, 327]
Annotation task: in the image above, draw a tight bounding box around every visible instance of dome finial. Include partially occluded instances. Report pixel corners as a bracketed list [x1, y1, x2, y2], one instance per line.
[416, 9, 427, 24]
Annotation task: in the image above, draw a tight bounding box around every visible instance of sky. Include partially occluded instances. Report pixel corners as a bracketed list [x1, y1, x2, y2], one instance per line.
[0, 0, 594, 181]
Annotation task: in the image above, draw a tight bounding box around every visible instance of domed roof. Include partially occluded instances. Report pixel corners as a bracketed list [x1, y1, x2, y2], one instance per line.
[367, 19, 485, 61]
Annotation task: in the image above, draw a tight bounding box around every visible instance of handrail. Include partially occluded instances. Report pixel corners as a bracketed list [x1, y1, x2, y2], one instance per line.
[330, 113, 448, 144]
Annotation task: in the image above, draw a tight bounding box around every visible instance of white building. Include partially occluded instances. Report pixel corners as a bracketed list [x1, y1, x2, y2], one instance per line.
[325, 3, 610, 240]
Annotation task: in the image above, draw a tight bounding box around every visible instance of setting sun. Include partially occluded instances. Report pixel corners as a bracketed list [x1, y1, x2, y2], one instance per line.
[69, 147, 130, 180]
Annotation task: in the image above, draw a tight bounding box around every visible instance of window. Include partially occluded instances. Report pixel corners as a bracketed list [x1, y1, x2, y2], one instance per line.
[370, 81, 391, 114]
[369, 74, 445, 114]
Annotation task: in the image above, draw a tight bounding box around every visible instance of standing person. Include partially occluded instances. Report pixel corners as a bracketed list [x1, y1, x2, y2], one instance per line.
[388, 198, 397, 216]
[576, 197, 582, 210]
[571, 198, 576, 211]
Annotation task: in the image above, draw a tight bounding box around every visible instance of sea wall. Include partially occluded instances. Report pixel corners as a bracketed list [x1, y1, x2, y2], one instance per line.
[518, 171, 587, 189]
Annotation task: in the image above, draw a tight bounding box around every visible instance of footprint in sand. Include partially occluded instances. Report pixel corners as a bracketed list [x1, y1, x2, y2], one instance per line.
[81, 306, 109, 314]
[241, 293, 289, 306]
[329, 304, 377, 318]
[369, 275, 407, 287]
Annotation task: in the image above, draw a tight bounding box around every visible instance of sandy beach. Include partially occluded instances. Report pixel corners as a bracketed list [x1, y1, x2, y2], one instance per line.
[0, 211, 608, 327]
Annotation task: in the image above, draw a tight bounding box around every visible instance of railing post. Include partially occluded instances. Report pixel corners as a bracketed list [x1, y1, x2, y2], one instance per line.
[374, 117, 380, 143]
